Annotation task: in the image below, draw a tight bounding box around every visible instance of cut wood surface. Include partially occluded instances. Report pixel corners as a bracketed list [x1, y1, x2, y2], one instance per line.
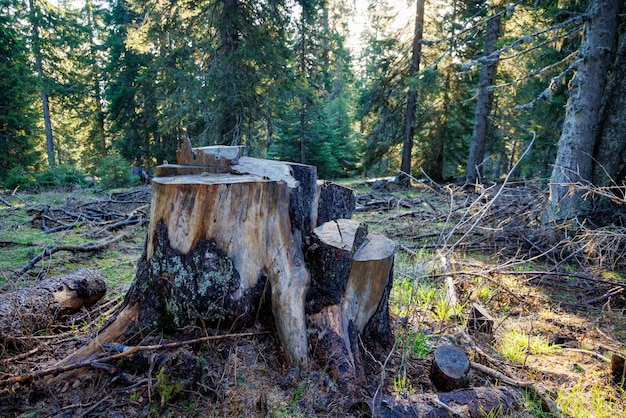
[431, 344, 471, 391]
[306, 218, 395, 388]
[0, 269, 106, 345]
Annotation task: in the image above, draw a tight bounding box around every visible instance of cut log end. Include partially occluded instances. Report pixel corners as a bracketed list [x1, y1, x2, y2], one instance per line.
[430, 345, 471, 391]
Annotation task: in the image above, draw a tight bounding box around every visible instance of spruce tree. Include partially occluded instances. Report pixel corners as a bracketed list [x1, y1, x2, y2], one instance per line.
[0, 0, 41, 182]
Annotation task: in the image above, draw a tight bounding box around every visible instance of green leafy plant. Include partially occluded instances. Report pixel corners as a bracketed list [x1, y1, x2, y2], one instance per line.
[35, 165, 87, 190]
[2, 166, 35, 190]
[397, 329, 432, 359]
[156, 367, 183, 405]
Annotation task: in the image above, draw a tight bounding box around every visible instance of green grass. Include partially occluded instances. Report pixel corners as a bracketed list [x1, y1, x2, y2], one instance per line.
[557, 375, 626, 418]
[396, 329, 432, 359]
[0, 191, 142, 292]
[498, 329, 560, 364]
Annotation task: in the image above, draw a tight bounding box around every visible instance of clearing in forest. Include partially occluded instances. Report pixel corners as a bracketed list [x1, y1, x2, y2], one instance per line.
[0, 178, 625, 417]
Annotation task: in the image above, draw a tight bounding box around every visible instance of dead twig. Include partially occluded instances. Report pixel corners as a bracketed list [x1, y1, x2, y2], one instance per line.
[585, 286, 625, 305]
[11, 228, 137, 280]
[470, 361, 562, 418]
[2, 331, 268, 386]
[446, 133, 536, 254]
[0, 195, 15, 209]
[562, 348, 611, 363]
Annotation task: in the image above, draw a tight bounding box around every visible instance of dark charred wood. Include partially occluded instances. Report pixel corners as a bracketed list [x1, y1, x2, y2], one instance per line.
[376, 386, 522, 418]
[430, 345, 471, 391]
[123, 221, 271, 331]
[317, 181, 356, 225]
[611, 353, 625, 388]
[468, 303, 494, 335]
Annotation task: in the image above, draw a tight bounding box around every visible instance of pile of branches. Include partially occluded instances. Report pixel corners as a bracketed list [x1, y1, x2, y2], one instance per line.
[9, 188, 151, 281]
[30, 188, 151, 238]
[356, 177, 626, 309]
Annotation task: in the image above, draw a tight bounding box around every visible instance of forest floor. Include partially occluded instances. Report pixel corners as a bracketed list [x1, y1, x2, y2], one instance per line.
[0, 179, 625, 417]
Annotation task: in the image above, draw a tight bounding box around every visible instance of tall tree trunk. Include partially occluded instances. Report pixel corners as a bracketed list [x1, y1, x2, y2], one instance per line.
[28, 0, 55, 167]
[299, 7, 307, 164]
[592, 25, 626, 186]
[544, 0, 622, 223]
[465, 10, 501, 184]
[85, 0, 106, 158]
[400, 0, 425, 178]
[219, 0, 240, 145]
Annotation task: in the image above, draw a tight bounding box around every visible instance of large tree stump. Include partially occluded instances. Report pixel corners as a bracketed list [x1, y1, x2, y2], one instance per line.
[57, 141, 395, 384]
[0, 269, 106, 348]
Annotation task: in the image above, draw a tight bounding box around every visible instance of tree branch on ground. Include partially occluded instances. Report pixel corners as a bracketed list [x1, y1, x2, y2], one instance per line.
[11, 228, 137, 280]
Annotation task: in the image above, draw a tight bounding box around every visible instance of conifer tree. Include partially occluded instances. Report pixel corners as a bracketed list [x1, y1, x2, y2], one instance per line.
[0, 0, 41, 181]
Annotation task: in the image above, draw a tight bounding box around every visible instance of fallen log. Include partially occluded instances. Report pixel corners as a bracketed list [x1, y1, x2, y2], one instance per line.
[377, 386, 522, 417]
[0, 269, 106, 348]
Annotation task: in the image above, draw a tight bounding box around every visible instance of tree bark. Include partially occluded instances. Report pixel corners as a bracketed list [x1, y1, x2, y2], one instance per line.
[400, 0, 425, 178]
[85, 0, 107, 158]
[592, 25, 626, 186]
[544, 0, 622, 223]
[316, 181, 356, 225]
[465, 10, 501, 184]
[28, 0, 55, 167]
[306, 219, 395, 390]
[0, 269, 106, 347]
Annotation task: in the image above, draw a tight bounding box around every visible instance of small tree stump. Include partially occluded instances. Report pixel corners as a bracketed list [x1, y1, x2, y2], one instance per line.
[305, 219, 395, 387]
[317, 181, 356, 225]
[611, 353, 625, 388]
[0, 269, 106, 347]
[431, 345, 471, 391]
[468, 303, 494, 335]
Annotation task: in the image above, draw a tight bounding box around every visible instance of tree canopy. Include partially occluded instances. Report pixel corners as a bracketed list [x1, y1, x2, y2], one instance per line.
[1, 0, 625, 221]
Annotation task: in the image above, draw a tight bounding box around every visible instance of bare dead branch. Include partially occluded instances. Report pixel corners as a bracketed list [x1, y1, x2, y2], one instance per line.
[2, 331, 268, 387]
[0, 195, 15, 209]
[470, 361, 562, 417]
[11, 228, 137, 280]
